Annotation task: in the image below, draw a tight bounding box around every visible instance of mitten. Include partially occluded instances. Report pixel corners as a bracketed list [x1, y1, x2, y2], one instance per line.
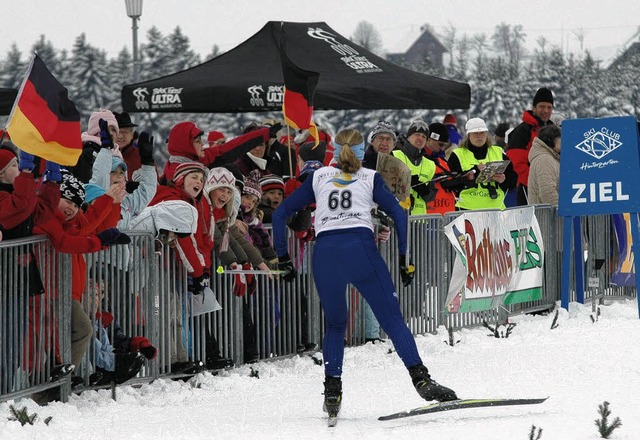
[243, 262, 257, 295]
[96, 228, 131, 247]
[95, 311, 114, 328]
[230, 263, 247, 297]
[44, 160, 62, 183]
[277, 254, 296, 282]
[284, 178, 301, 197]
[98, 118, 114, 149]
[137, 131, 155, 166]
[267, 122, 283, 139]
[399, 254, 415, 287]
[129, 336, 158, 360]
[18, 150, 35, 172]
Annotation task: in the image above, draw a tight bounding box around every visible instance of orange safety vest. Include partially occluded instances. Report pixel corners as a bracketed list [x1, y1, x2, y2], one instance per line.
[425, 155, 456, 214]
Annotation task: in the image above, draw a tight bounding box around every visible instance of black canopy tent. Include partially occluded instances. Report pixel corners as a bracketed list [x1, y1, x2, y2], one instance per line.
[0, 88, 18, 116]
[121, 21, 470, 113]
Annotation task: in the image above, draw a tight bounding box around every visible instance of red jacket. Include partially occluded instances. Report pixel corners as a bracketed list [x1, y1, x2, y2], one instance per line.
[33, 210, 105, 302]
[506, 110, 554, 187]
[161, 122, 270, 181]
[0, 173, 62, 230]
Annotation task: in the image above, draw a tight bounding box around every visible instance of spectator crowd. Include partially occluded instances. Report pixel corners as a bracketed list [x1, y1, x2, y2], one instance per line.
[0, 86, 562, 401]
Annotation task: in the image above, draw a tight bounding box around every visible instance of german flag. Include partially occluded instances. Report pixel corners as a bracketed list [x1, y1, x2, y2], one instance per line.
[279, 37, 320, 146]
[6, 54, 82, 166]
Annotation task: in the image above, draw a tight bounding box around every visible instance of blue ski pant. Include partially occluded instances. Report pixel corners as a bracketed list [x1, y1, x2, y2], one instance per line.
[312, 228, 422, 377]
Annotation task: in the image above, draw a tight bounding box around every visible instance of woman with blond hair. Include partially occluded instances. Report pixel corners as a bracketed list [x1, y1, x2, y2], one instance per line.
[272, 129, 457, 423]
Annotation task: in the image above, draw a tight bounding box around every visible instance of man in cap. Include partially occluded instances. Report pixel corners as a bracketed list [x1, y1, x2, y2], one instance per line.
[362, 120, 397, 170]
[422, 122, 456, 214]
[114, 111, 141, 180]
[392, 118, 436, 215]
[507, 87, 556, 205]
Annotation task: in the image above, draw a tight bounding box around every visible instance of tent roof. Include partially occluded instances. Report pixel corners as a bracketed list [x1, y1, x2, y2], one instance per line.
[0, 88, 17, 116]
[121, 21, 470, 113]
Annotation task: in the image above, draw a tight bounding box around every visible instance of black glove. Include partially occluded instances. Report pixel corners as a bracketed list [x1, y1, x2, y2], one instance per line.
[137, 131, 155, 166]
[411, 174, 434, 202]
[188, 273, 209, 296]
[277, 254, 296, 282]
[267, 122, 283, 139]
[99, 118, 114, 149]
[96, 228, 131, 247]
[399, 255, 415, 287]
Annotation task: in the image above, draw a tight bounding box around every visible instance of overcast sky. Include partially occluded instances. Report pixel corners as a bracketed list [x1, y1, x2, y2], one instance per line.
[4, 0, 640, 61]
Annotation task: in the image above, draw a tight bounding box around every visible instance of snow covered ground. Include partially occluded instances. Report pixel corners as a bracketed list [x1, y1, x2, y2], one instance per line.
[2, 299, 640, 440]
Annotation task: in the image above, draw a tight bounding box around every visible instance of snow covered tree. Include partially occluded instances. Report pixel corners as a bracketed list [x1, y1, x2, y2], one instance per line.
[67, 33, 111, 118]
[351, 21, 383, 56]
[0, 44, 27, 88]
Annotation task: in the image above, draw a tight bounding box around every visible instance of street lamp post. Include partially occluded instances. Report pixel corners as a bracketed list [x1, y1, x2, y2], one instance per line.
[125, 0, 143, 82]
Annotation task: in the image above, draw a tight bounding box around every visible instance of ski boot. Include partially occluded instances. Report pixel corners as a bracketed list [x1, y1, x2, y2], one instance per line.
[408, 364, 458, 402]
[322, 376, 343, 417]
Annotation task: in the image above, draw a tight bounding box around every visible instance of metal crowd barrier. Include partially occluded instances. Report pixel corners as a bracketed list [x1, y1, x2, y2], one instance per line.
[1, 206, 637, 403]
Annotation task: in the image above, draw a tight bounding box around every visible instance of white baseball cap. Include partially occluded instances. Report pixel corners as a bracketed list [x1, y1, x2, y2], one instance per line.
[465, 118, 488, 133]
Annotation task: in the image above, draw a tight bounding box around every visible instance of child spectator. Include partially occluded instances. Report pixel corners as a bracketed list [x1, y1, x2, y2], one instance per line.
[258, 174, 285, 223]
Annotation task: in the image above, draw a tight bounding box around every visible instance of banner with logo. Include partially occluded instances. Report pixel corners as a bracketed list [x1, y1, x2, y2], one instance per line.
[558, 116, 640, 216]
[444, 207, 544, 313]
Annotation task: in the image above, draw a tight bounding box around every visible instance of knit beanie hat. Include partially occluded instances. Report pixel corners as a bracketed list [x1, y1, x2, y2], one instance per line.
[533, 87, 554, 106]
[0, 149, 17, 174]
[428, 122, 450, 143]
[259, 174, 285, 193]
[298, 141, 327, 163]
[242, 177, 262, 200]
[84, 183, 107, 204]
[207, 131, 225, 143]
[172, 162, 208, 188]
[407, 118, 429, 137]
[203, 167, 237, 205]
[87, 108, 119, 136]
[203, 167, 237, 248]
[60, 171, 85, 207]
[111, 156, 128, 173]
[494, 122, 510, 138]
[369, 121, 397, 143]
[443, 114, 457, 126]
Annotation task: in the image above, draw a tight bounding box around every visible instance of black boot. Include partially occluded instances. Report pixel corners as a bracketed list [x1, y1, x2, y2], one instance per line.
[114, 352, 145, 384]
[408, 364, 458, 402]
[322, 376, 342, 416]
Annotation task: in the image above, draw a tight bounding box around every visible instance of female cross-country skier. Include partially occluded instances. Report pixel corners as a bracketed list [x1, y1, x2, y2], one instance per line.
[272, 128, 457, 420]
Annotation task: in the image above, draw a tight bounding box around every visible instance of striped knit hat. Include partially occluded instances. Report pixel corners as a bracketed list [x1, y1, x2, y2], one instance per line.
[172, 162, 208, 188]
[242, 177, 262, 200]
[259, 174, 284, 193]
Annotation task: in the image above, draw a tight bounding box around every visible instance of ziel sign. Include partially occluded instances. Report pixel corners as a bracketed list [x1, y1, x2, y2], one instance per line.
[559, 116, 640, 216]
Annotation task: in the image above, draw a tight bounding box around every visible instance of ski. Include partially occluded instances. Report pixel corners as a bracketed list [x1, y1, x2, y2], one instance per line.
[378, 397, 548, 421]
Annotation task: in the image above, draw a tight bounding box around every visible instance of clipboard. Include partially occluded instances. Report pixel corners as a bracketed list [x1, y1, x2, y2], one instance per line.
[475, 160, 510, 184]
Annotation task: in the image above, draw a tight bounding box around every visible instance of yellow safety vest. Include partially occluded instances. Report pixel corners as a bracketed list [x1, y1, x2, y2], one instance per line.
[453, 146, 506, 210]
[392, 149, 436, 215]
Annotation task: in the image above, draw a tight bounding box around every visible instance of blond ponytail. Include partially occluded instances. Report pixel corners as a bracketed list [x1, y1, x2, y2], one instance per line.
[335, 129, 364, 174]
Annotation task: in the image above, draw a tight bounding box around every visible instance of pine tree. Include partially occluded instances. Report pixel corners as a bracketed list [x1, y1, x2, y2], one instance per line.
[67, 33, 111, 118]
[1, 44, 27, 88]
